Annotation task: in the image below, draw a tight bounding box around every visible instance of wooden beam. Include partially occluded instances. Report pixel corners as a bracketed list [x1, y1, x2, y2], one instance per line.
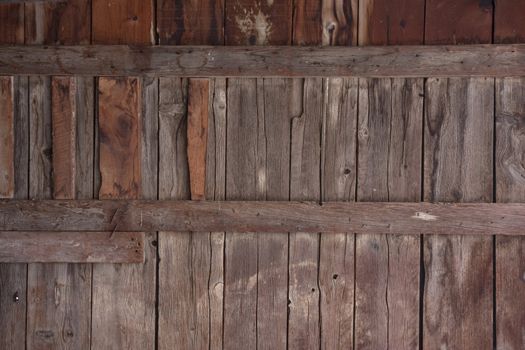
[0, 232, 144, 263]
[0, 44, 524, 77]
[1, 200, 524, 235]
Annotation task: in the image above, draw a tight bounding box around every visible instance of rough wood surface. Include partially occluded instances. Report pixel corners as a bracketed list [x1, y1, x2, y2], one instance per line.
[495, 77, 525, 350]
[0, 77, 14, 198]
[2, 44, 525, 77]
[0, 75, 28, 350]
[0, 4, 24, 44]
[424, 0, 493, 44]
[157, 0, 224, 45]
[356, 78, 422, 350]
[319, 77, 357, 349]
[288, 78, 323, 348]
[494, 0, 525, 44]
[423, 78, 494, 349]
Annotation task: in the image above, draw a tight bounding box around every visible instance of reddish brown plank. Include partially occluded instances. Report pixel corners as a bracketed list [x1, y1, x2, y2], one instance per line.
[0, 4, 24, 44]
[0, 77, 14, 199]
[92, 0, 153, 45]
[157, 0, 224, 45]
[494, 0, 525, 44]
[425, 0, 493, 44]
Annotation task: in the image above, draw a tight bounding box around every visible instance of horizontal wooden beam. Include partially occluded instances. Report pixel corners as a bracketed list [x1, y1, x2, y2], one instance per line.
[1, 200, 524, 235]
[0, 44, 524, 77]
[0, 231, 144, 263]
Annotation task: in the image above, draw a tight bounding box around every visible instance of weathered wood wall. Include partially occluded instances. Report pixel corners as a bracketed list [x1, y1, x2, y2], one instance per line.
[0, 0, 524, 349]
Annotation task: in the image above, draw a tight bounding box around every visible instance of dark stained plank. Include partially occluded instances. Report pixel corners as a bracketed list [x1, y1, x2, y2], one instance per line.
[288, 78, 323, 348]
[0, 4, 24, 44]
[358, 0, 424, 45]
[355, 78, 422, 350]
[494, 10, 525, 349]
[425, 0, 493, 44]
[423, 77, 493, 349]
[223, 78, 258, 349]
[495, 77, 525, 350]
[92, 0, 153, 45]
[157, 0, 224, 45]
[24, 0, 90, 44]
[319, 77, 357, 349]
[4, 44, 525, 77]
[92, 77, 156, 349]
[0, 232, 143, 263]
[0, 75, 28, 350]
[225, 0, 292, 45]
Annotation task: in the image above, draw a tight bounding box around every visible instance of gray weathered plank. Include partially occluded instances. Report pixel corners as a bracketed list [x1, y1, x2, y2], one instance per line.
[1, 44, 525, 77]
[423, 77, 493, 349]
[319, 77, 357, 349]
[288, 78, 323, 348]
[495, 77, 525, 350]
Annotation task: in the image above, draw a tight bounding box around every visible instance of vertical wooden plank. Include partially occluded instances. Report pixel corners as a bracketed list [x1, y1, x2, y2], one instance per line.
[423, 77, 493, 349]
[288, 77, 323, 349]
[494, 7, 525, 349]
[355, 78, 422, 350]
[0, 4, 24, 44]
[425, 0, 493, 44]
[157, 0, 224, 45]
[356, 4, 423, 349]
[319, 77, 357, 349]
[225, 0, 292, 45]
[0, 75, 29, 350]
[358, 0, 424, 45]
[157, 0, 224, 347]
[92, 0, 153, 45]
[92, 77, 155, 349]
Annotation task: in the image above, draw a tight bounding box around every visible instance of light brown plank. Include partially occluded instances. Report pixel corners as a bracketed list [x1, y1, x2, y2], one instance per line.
[1, 44, 525, 77]
[495, 77, 525, 350]
[319, 77, 357, 349]
[423, 77, 493, 349]
[92, 77, 155, 349]
[355, 78, 422, 350]
[288, 78, 323, 348]
[0, 232, 144, 263]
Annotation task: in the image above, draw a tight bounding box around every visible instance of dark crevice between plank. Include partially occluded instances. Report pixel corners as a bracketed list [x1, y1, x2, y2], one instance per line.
[492, 77, 497, 350]
[154, 77, 160, 350]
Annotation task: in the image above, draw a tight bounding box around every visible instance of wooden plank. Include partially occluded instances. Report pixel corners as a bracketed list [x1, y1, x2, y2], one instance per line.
[319, 77, 357, 349]
[92, 0, 153, 45]
[425, 0, 493, 44]
[3, 200, 525, 235]
[288, 78, 323, 348]
[495, 77, 525, 350]
[494, 0, 525, 44]
[157, 0, 224, 45]
[423, 77, 493, 349]
[225, 0, 292, 45]
[359, 0, 424, 45]
[0, 75, 28, 350]
[0, 232, 144, 263]
[0, 77, 15, 198]
[0, 4, 24, 44]
[2, 44, 525, 77]
[24, 0, 90, 45]
[355, 78, 422, 349]
[91, 77, 155, 349]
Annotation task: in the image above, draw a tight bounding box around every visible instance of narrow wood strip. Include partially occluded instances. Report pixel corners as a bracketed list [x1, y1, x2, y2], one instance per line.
[0, 232, 144, 263]
[1, 200, 525, 235]
[1, 44, 525, 77]
[0, 77, 15, 198]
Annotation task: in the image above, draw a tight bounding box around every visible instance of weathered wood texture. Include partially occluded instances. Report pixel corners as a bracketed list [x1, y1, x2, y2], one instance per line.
[92, 77, 156, 349]
[0, 232, 144, 263]
[0, 4, 24, 44]
[2, 44, 525, 77]
[355, 78, 422, 350]
[423, 78, 494, 349]
[494, 7, 525, 348]
[0, 74, 28, 350]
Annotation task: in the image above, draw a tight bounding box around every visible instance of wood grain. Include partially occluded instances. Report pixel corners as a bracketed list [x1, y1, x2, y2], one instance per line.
[423, 78, 493, 349]
[288, 78, 323, 348]
[92, 0, 153, 45]
[355, 78, 422, 349]
[3, 44, 525, 77]
[495, 77, 525, 350]
[425, 0, 493, 44]
[0, 75, 28, 350]
[319, 77, 357, 349]
[157, 0, 224, 45]
[0, 77, 14, 198]
[0, 4, 24, 44]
